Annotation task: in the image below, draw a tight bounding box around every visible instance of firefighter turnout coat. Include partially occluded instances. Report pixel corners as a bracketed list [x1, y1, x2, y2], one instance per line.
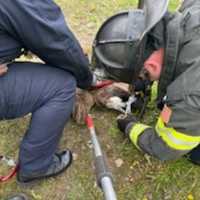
[128, 1, 200, 160]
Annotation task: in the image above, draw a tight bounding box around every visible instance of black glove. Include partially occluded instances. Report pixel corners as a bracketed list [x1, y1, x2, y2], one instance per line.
[131, 95, 144, 111]
[131, 78, 152, 116]
[117, 114, 138, 137]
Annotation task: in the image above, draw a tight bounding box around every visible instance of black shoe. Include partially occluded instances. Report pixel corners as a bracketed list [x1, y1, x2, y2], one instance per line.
[7, 193, 28, 200]
[17, 150, 73, 183]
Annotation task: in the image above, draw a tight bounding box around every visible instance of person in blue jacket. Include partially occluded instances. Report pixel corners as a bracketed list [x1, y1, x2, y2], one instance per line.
[0, 0, 95, 183]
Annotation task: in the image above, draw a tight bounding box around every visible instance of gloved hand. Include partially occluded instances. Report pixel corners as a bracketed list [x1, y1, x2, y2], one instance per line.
[117, 114, 138, 137]
[131, 94, 145, 112]
[72, 89, 95, 125]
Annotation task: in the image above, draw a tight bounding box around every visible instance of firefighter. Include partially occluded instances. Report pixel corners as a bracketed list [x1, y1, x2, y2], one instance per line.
[92, 0, 200, 164]
[0, 0, 96, 183]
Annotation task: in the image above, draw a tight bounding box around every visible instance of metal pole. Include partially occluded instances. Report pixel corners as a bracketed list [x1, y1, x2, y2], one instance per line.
[86, 115, 117, 200]
[101, 177, 117, 200]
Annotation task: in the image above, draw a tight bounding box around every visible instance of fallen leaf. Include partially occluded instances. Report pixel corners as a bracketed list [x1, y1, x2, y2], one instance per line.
[115, 158, 124, 168]
[73, 153, 78, 161]
[31, 190, 42, 200]
[187, 194, 194, 200]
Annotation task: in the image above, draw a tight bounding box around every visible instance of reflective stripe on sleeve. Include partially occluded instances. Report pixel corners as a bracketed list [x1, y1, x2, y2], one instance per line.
[129, 123, 150, 150]
[155, 117, 200, 150]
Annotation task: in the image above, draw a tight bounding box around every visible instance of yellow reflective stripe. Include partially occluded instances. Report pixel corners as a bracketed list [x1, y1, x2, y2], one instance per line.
[156, 117, 200, 151]
[130, 123, 150, 150]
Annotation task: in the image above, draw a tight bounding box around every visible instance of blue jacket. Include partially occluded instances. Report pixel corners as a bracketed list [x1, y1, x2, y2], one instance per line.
[0, 0, 93, 89]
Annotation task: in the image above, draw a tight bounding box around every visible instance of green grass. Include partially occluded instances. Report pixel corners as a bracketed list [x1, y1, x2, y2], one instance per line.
[2, 1, 200, 200]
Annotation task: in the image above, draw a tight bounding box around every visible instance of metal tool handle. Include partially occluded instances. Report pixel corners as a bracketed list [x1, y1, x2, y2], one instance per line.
[86, 115, 117, 200]
[101, 177, 117, 200]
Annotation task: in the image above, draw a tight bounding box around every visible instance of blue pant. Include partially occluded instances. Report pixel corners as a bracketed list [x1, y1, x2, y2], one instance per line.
[0, 62, 76, 175]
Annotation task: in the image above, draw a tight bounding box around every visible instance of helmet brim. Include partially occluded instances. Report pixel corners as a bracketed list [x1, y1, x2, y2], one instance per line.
[92, 0, 169, 83]
[142, 0, 170, 39]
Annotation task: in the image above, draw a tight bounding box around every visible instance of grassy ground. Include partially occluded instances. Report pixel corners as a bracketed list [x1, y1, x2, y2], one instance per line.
[1, 0, 200, 200]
